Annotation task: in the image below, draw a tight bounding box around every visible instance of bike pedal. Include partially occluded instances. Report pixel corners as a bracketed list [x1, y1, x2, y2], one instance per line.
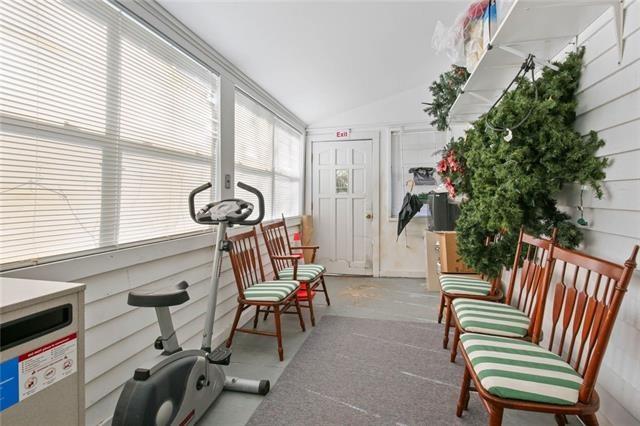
[207, 347, 232, 365]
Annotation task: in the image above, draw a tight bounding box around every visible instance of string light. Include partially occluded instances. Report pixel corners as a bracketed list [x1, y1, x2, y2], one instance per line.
[485, 54, 538, 142]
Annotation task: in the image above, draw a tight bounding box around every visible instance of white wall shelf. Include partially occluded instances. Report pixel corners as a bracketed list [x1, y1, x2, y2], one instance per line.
[448, 0, 624, 124]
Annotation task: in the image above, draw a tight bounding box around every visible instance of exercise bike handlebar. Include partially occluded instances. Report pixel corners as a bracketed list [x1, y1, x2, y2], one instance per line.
[189, 182, 212, 223]
[236, 181, 265, 225]
[188, 181, 265, 226]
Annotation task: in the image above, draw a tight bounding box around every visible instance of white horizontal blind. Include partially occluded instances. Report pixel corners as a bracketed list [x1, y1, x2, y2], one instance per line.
[0, 0, 219, 268]
[234, 91, 274, 219]
[234, 91, 302, 220]
[273, 120, 302, 217]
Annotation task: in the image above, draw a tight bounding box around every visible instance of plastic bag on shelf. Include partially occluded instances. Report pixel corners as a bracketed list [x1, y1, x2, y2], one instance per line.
[465, 18, 484, 72]
[431, 17, 465, 66]
[432, 0, 504, 73]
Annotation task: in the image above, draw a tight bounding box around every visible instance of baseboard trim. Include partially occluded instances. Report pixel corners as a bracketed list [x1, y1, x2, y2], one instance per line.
[379, 269, 425, 279]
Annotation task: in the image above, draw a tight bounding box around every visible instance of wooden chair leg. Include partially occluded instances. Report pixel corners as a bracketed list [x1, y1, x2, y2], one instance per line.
[554, 414, 568, 426]
[443, 297, 452, 349]
[488, 404, 504, 426]
[294, 296, 306, 332]
[263, 308, 269, 321]
[438, 292, 445, 323]
[578, 414, 599, 426]
[307, 293, 316, 327]
[226, 303, 243, 347]
[253, 306, 260, 329]
[274, 305, 284, 361]
[456, 365, 471, 417]
[450, 325, 461, 362]
[320, 276, 331, 305]
[464, 387, 470, 411]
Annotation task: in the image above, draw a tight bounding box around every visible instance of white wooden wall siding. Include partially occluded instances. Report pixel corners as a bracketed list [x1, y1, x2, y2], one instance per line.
[544, 1, 639, 423]
[2, 222, 299, 425]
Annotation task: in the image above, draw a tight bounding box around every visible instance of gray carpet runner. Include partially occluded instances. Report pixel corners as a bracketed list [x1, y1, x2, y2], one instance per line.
[247, 315, 487, 425]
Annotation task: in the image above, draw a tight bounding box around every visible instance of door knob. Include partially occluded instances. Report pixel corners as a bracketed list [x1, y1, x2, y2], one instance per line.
[365, 213, 373, 219]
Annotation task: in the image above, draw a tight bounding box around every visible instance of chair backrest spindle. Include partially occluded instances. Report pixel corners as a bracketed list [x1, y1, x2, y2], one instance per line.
[261, 219, 297, 278]
[531, 244, 638, 403]
[227, 228, 266, 298]
[503, 227, 557, 332]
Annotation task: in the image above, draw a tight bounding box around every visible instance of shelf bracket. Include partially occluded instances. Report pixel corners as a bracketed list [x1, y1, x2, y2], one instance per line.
[497, 45, 559, 71]
[613, 0, 625, 63]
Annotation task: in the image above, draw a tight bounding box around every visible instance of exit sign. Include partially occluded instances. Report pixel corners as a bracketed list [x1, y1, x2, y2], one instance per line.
[336, 129, 351, 138]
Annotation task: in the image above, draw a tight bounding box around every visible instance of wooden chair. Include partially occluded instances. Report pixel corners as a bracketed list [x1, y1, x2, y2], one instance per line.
[437, 235, 497, 325]
[456, 243, 638, 426]
[440, 235, 504, 349]
[449, 228, 557, 362]
[225, 227, 306, 361]
[260, 218, 330, 327]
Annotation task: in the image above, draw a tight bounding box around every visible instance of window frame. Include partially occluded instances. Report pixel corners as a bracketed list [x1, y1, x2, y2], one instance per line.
[233, 89, 304, 220]
[0, 1, 221, 271]
[0, 0, 307, 273]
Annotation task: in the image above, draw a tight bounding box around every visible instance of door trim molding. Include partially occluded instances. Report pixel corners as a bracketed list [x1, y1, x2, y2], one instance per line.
[305, 130, 380, 277]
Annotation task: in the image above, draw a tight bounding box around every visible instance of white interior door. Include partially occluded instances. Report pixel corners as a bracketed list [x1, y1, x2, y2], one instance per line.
[312, 140, 373, 275]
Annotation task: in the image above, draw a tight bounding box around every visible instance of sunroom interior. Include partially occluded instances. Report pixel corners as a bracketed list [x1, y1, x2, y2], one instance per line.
[0, 1, 639, 426]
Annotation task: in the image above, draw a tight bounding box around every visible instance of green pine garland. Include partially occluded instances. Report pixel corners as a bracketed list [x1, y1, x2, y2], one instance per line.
[424, 65, 470, 131]
[445, 48, 609, 278]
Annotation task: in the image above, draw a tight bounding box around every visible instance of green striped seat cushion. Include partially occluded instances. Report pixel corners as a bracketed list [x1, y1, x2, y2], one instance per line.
[453, 298, 530, 338]
[278, 264, 325, 281]
[439, 275, 491, 296]
[461, 333, 583, 405]
[243, 281, 299, 302]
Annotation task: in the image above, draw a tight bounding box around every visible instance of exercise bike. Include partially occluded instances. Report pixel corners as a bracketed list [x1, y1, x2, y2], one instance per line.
[113, 182, 270, 426]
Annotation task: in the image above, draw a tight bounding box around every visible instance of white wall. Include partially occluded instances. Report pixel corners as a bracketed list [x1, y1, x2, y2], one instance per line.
[310, 2, 640, 422]
[308, 85, 447, 278]
[555, 1, 640, 423]
[502, 2, 639, 424]
[1, 221, 300, 425]
[446, 10, 640, 423]
[381, 129, 446, 277]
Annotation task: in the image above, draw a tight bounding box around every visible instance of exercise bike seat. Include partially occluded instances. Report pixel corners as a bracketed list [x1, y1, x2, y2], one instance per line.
[128, 281, 190, 307]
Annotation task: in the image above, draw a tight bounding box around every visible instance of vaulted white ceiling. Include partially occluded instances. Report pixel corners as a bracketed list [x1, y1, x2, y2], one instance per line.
[157, 1, 460, 125]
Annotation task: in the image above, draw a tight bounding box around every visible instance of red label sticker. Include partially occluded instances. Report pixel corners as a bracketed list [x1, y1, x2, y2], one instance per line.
[19, 333, 77, 361]
[18, 333, 77, 401]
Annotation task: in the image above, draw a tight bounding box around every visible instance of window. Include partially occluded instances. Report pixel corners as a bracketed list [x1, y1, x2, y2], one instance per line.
[390, 130, 446, 218]
[0, 0, 219, 268]
[335, 170, 349, 193]
[234, 91, 302, 220]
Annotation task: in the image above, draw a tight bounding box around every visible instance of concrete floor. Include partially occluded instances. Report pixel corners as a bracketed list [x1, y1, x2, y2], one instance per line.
[201, 276, 581, 425]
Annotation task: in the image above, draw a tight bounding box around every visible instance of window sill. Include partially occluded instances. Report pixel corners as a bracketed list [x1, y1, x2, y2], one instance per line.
[1, 216, 303, 282]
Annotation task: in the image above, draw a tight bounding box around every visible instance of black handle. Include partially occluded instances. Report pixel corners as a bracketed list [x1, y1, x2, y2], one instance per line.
[189, 182, 212, 223]
[236, 181, 265, 225]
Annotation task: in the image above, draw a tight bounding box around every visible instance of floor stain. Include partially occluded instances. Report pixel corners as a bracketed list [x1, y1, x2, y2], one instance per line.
[339, 283, 381, 305]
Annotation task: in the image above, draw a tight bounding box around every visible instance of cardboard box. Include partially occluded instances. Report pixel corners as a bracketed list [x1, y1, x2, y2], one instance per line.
[437, 231, 475, 274]
[424, 230, 441, 291]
